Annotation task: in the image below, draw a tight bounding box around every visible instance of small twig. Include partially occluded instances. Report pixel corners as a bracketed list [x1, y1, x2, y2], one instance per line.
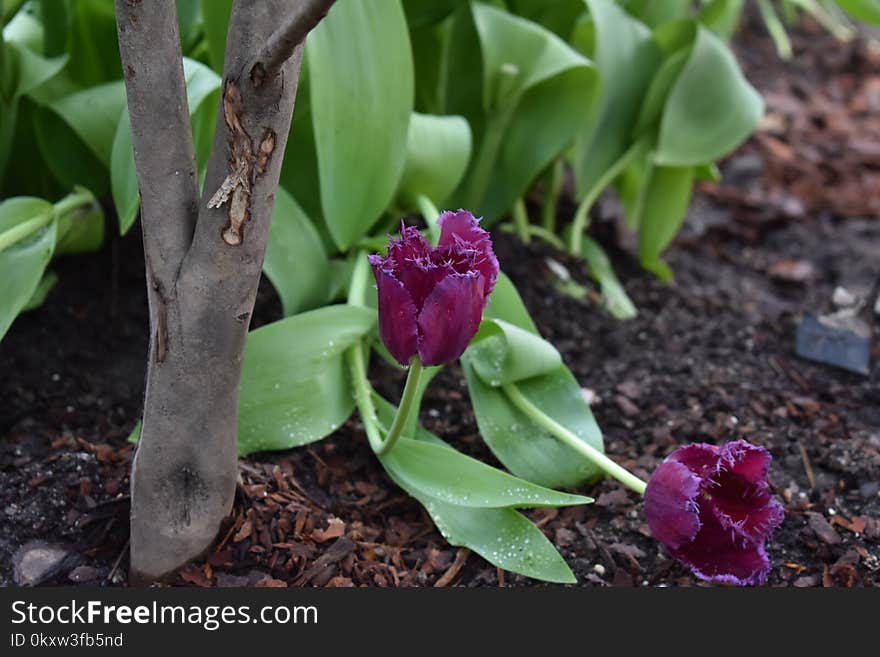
[434, 548, 470, 587]
[105, 538, 130, 584]
[798, 441, 816, 491]
[249, 0, 336, 86]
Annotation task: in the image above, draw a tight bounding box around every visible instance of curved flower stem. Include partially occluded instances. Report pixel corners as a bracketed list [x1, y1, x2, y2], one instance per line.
[501, 382, 647, 495]
[568, 135, 651, 256]
[376, 356, 423, 456]
[512, 198, 530, 244]
[346, 343, 385, 454]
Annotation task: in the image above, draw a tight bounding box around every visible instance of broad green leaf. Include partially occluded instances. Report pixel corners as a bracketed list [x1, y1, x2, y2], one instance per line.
[580, 236, 637, 319]
[0, 196, 57, 340]
[484, 272, 537, 333]
[176, 0, 203, 54]
[39, 80, 125, 166]
[835, 0, 880, 24]
[466, 274, 604, 488]
[201, 0, 232, 73]
[55, 190, 104, 255]
[623, 0, 692, 26]
[65, 0, 121, 87]
[403, 0, 467, 27]
[461, 3, 598, 220]
[308, 0, 414, 249]
[5, 40, 67, 99]
[463, 361, 604, 488]
[699, 0, 745, 40]
[572, 0, 660, 199]
[238, 305, 376, 455]
[507, 0, 585, 39]
[654, 27, 762, 166]
[633, 48, 688, 135]
[381, 437, 592, 508]
[637, 164, 694, 281]
[410, 22, 445, 114]
[22, 270, 58, 311]
[112, 59, 221, 234]
[263, 188, 328, 316]
[373, 394, 577, 583]
[395, 112, 472, 210]
[467, 318, 562, 386]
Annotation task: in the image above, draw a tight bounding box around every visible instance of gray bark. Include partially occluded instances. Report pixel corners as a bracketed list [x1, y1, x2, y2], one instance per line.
[116, 0, 330, 583]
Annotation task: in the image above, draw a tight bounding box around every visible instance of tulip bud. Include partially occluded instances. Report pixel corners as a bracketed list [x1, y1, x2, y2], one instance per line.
[369, 210, 499, 367]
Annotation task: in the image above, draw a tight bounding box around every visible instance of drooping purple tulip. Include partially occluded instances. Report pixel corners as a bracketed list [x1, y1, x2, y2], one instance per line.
[644, 440, 784, 586]
[369, 210, 499, 367]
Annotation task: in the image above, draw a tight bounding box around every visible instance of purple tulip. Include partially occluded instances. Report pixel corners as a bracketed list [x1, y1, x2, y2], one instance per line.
[644, 440, 784, 586]
[369, 210, 499, 367]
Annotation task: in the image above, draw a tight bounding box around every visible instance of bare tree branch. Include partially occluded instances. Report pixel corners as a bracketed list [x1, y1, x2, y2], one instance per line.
[115, 0, 198, 292]
[249, 0, 336, 86]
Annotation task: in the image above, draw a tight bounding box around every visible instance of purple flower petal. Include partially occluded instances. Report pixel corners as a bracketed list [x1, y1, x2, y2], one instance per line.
[416, 272, 484, 366]
[645, 439, 784, 586]
[671, 503, 773, 586]
[369, 258, 418, 365]
[645, 460, 702, 550]
[437, 209, 499, 295]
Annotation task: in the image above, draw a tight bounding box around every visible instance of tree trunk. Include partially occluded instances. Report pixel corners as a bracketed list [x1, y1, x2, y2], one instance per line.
[116, 0, 333, 583]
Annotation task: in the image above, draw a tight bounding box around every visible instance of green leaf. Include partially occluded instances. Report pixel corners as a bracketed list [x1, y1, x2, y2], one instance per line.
[22, 270, 58, 311]
[237, 305, 376, 455]
[372, 394, 578, 583]
[466, 274, 604, 488]
[307, 0, 414, 249]
[654, 26, 763, 166]
[0, 196, 57, 340]
[483, 272, 538, 333]
[571, 0, 660, 199]
[263, 188, 328, 316]
[202, 0, 233, 72]
[380, 437, 592, 508]
[835, 0, 880, 24]
[112, 58, 221, 234]
[395, 112, 472, 210]
[5, 40, 68, 99]
[461, 3, 598, 220]
[633, 48, 688, 135]
[463, 361, 604, 488]
[580, 236, 637, 319]
[637, 164, 694, 281]
[467, 318, 562, 386]
[55, 191, 104, 255]
[65, 0, 121, 87]
[507, 0, 585, 39]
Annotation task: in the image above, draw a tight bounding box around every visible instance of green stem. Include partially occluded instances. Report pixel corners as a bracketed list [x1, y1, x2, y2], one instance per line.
[346, 253, 384, 453]
[346, 344, 385, 454]
[541, 159, 563, 232]
[416, 194, 441, 245]
[501, 382, 647, 495]
[376, 356, 423, 456]
[568, 136, 651, 256]
[498, 223, 565, 251]
[512, 198, 530, 244]
[0, 188, 93, 252]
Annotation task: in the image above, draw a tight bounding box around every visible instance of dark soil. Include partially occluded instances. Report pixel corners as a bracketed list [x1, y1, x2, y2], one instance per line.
[1, 21, 879, 588]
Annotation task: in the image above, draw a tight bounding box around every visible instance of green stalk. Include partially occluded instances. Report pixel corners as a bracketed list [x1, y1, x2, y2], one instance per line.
[568, 135, 651, 256]
[511, 198, 530, 244]
[757, 0, 792, 60]
[501, 382, 647, 495]
[346, 344, 385, 454]
[375, 357, 423, 456]
[498, 223, 565, 251]
[541, 159, 564, 232]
